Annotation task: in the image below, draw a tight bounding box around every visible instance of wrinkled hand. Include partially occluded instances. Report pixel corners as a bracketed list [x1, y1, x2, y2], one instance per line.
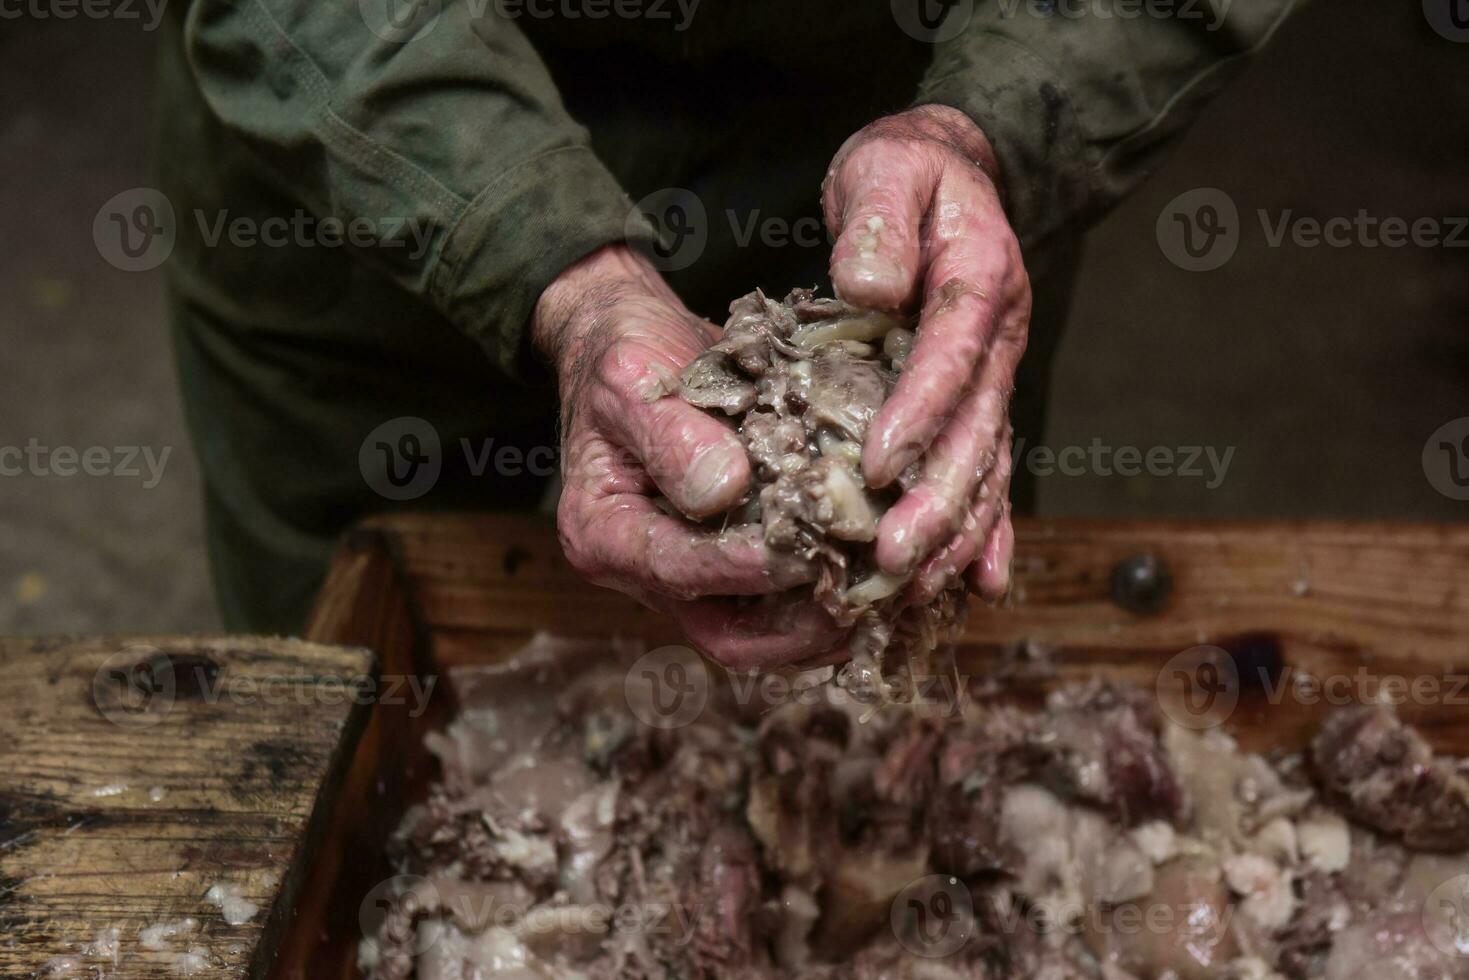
[534, 245, 848, 669]
[823, 104, 1032, 603]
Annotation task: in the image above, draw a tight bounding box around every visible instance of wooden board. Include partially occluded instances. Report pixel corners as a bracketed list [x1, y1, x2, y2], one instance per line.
[280, 513, 1469, 980]
[321, 513, 1469, 683]
[0, 636, 375, 979]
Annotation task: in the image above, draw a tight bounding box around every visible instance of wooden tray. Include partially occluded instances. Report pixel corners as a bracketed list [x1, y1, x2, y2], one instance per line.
[273, 513, 1469, 979]
[0, 636, 374, 980]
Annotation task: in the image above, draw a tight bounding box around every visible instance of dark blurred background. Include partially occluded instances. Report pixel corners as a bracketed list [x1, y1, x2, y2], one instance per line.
[1, 0, 1465, 634]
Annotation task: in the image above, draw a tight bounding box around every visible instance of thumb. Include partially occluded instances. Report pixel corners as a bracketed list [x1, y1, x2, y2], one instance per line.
[599, 381, 752, 520]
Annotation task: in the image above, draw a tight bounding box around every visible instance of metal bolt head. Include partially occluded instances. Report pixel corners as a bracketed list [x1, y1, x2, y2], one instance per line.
[1111, 554, 1173, 615]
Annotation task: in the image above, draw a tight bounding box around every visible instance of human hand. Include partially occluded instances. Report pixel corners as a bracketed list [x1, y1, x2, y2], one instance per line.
[533, 245, 849, 669]
[822, 104, 1032, 603]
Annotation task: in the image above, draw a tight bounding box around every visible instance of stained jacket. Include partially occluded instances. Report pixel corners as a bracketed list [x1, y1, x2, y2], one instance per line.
[154, 0, 1299, 633]
[163, 0, 1299, 377]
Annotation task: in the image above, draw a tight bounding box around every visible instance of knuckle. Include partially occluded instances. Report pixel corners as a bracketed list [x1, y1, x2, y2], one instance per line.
[557, 523, 596, 580]
[555, 491, 582, 542]
[847, 197, 913, 233]
[643, 411, 697, 471]
[988, 439, 1014, 482]
[1000, 292, 1032, 345]
[993, 450, 1016, 489]
[557, 498, 614, 584]
[845, 136, 940, 186]
[930, 276, 985, 315]
[1005, 254, 1032, 301]
[595, 345, 638, 388]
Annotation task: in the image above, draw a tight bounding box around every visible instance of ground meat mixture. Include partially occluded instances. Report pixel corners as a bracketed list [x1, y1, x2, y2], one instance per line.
[673, 288, 971, 685]
[1310, 705, 1469, 852]
[362, 638, 1469, 980]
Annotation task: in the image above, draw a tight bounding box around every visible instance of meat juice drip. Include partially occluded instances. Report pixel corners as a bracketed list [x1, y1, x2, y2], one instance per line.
[675, 288, 971, 690]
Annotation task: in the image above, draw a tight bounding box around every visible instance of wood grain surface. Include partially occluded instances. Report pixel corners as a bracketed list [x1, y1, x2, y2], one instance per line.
[0, 636, 374, 979]
[339, 513, 1469, 675]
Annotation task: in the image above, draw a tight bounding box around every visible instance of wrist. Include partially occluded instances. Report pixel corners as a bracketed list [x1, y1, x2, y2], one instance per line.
[532, 244, 669, 369]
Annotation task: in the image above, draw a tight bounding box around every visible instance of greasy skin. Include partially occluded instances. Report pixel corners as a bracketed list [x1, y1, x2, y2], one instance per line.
[534, 245, 850, 670]
[537, 103, 1028, 666]
[824, 105, 1031, 602]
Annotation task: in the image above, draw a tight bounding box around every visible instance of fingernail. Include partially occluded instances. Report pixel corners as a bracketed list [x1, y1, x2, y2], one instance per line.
[681, 445, 739, 515]
[878, 526, 919, 576]
[981, 522, 1015, 603]
[836, 252, 905, 293]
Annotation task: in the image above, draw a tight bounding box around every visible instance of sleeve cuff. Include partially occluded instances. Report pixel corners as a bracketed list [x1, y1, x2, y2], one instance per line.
[429, 145, 657, 382]
[916, 32, 1093, 252]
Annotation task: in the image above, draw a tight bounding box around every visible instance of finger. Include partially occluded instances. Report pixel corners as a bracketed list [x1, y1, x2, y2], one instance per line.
[862, 168, 1029, 489]
[968, 510, 1015, 603]
[825, 139, 934, 311]
[559, 485, 817, 601]
[593, 367, 752, 520]
[672, 594, 851, 672]
[872, 348, 1016, 575]
[910, 426, 1013, 603]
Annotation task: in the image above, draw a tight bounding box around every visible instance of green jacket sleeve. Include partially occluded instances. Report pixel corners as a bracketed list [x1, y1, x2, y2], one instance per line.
[915, 0, 1302, 250]
[182, 0, 655, 376]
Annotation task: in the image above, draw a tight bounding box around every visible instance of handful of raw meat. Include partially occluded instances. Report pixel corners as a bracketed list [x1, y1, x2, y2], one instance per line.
[674, 288, 967, 683]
